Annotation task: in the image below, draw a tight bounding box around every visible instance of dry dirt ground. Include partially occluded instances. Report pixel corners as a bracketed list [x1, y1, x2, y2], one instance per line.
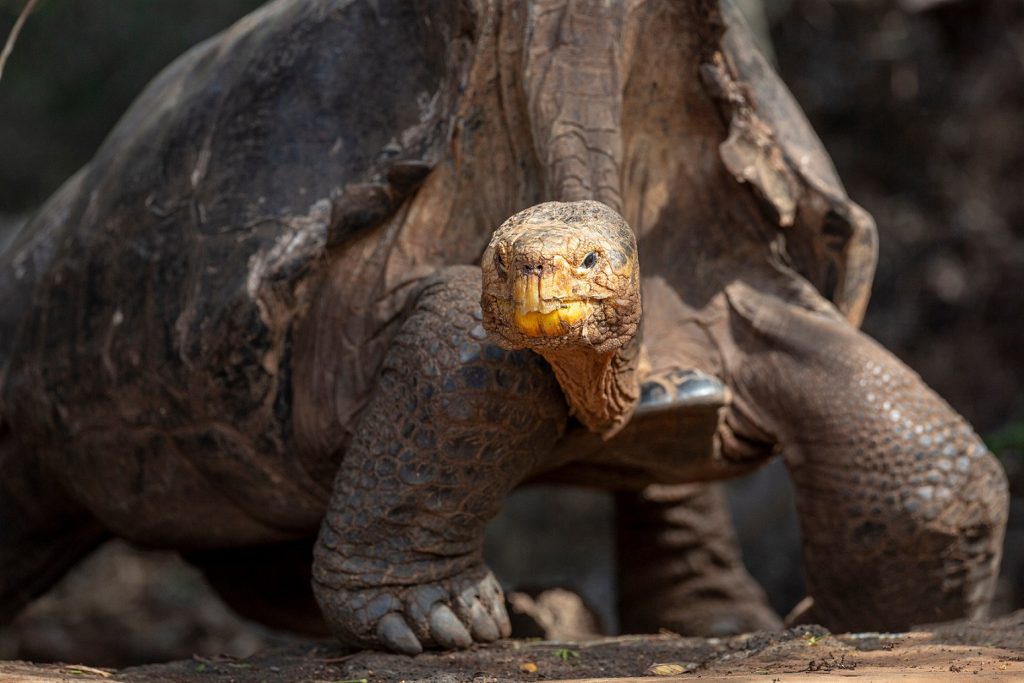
[3, 543, 1023, 682]
[3, 613, 1024, 683]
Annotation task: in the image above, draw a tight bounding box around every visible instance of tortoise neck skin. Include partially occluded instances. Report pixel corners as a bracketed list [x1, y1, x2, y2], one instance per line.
[539, 335, 642, 437]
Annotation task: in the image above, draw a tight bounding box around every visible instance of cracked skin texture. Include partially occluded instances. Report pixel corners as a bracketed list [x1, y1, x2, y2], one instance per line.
[313, 266, 568, 650]
[481, 201, 642, 436]
[0, 0, 1008, 655]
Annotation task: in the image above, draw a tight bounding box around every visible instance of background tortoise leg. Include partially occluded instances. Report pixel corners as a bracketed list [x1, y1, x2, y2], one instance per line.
[184, 539, 327, 636]
[724, 282, 1009, 631]
[312, 266, 569, 654]
[0, 428, 106, 625]
[614, 358, 780, 636]
[611, 283, 779, 636]
[615, 483, 781, 636]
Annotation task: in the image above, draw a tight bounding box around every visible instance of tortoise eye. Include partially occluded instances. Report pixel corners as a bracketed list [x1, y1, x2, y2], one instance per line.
[582, 251, 598, 269]
[494, 250, 507, 277]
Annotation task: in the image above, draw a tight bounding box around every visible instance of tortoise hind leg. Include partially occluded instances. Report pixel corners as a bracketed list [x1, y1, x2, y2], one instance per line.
[614, 365, 780, 635]
[0, 428, 106, 624]
[616, 483, 782, 636]
[612, 279, 780, 635]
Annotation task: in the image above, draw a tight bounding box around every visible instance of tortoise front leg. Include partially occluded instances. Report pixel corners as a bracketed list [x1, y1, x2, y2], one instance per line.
[313, 266, 568, 654]
[724, 283, 1008, 631]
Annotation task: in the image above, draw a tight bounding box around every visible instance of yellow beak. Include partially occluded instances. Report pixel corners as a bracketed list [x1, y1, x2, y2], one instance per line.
[512, 272, 591, 337]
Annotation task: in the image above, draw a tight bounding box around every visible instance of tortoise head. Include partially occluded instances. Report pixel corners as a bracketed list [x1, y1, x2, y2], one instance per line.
[481, 200, 640, 356]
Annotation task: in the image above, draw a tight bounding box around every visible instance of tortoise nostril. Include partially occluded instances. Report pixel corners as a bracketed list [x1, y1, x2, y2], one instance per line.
[521, 263, 543, 276]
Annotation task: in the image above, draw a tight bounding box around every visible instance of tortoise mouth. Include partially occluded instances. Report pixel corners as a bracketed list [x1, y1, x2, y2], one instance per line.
[512, 299, 593, 337]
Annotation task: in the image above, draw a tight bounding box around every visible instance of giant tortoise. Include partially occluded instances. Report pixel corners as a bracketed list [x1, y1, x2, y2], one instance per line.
[0, 0, 1008, 654]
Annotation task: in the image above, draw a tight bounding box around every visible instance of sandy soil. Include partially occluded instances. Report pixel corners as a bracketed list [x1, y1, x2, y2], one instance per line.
[3, 613, 1024, 683]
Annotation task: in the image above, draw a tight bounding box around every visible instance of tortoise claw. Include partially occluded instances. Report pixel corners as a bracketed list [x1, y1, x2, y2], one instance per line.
[485, 576, 512, 637]
[455, 582, 500, 642]
[317, 564, 509, 652]
[429, 603, 473, 649]
[467, 600, 500, 642]
[378, 612, 422, 655]
[637, 369, 727, 414]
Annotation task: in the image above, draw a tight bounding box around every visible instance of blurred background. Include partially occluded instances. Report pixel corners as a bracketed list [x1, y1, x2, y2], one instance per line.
[1, 0, 1022, 666]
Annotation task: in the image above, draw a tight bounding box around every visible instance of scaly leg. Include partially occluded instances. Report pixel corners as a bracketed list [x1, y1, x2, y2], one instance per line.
[616, 482, 781, 636]
[313, 266, 570, 653]
[723, 282, 1008, 631]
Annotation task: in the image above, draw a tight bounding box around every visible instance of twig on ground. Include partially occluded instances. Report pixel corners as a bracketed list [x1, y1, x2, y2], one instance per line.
[0, 0, 39, 83]
[316, 653, 361, 664]
[63, 664, 114, 678]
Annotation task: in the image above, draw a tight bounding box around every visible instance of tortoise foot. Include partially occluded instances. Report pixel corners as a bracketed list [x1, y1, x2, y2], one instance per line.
[318, 567, 510, 655]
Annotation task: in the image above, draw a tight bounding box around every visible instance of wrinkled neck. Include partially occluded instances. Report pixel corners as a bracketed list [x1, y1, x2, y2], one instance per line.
[540, 336, 641, 438]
